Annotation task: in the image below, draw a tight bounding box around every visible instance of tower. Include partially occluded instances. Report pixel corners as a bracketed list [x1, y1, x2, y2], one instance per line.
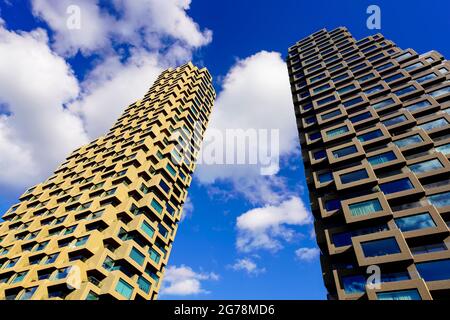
[0, 62, 215, 300]
[287, 27, 450, 300]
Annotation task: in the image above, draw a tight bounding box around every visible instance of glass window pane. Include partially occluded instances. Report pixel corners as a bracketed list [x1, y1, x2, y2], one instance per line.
[361, 237, 401, 257]
[416, 259, 450, 282]
[349, 199, 382, 217]
[380, 178, 413, 195]
[393, 134, 423, 148]
[357, 129, 383, 142]
[419, 118, 449, 131]
[368, 151, 396, 165]
[428, 191, 450, 208]
[342, 275, 366, 294]
[318, 172, 333, 183]
[340, 169, 369, 184]
[130, 248, 145, 266]
[382, 115, 407, 127]
[377, 289, 421, 300]
[327, 126, 349, 137]
[115, 279, 133, 299]
[332, 145, 358, 158]
[405, 100, 431, 112]
[394, 213, 436, 232]
[436, 143, 450, 155]
[408, 159, 443, 174]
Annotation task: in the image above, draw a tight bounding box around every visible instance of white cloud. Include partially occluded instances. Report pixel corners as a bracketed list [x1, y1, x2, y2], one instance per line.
[69, 50, 164, 137]
[295, 247, 320, 262]
[160, 265, 219, 296]
[0, 24, 88, 190]
[195, 51, 299, 204]
[236, 197, 312, 252]
[31, 0, 212, 57]
[228, 258, 266, 276]
[0, 0, 211, 193]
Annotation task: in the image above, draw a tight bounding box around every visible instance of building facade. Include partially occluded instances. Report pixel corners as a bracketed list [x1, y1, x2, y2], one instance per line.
[0, 62, 215, 300]
[287, 27, 450, 300]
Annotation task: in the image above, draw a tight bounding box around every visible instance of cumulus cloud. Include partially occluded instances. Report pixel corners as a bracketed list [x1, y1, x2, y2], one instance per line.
[0, 24, 88, 190]
[228, 258, 266, 276]
[194, 51, 299, 204]
[295, 247, 320, 262]
[180, 196, 194, 221]
[236, 197, 312, 252]
[160, 265, 219, 296]
[31, 0, 212, 57]
[0, 0, 212, 193]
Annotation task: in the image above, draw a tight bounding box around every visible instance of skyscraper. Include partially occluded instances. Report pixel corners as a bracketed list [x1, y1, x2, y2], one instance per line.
[0, 62, 215, 300]
[287, 27, 450, 300]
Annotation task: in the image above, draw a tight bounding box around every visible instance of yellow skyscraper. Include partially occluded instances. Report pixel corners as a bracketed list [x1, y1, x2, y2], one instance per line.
[0, 62, 215, 300]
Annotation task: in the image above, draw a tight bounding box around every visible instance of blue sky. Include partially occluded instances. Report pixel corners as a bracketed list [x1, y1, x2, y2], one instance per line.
[0, 0, 449, 300]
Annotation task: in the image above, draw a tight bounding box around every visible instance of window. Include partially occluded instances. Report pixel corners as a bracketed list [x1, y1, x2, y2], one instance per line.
[350, 112, 371, 123]
[361, 237, 401, 257]
[408, 159, 443, 174]
[317, 95, 336, 106]
[326, 126, 349, 137]
[130, 248, 145, 266]
[318, 172, 333, 183]
[372, 98, 395, 110]
[340, 169, 369, 184]
[357, 73, 375, 83]
[75, 236, 89, 247]
[416, 259, 450, 281]
[393, 134, 423, 148]
[380, 178, 413, 195]
[364, 85, 383, 95]
[395, 52, 412, 62]
[151, 199, 163, 214]
[313, 83, 331, 94]
[343, 96, 363, 108]
[11, 271, 28, 284]
[309, 132, 321, 141]
[138, 276, 151, 294]
[428, 191, 450, 208]
[382, 115, 407, 127]
[86, 291, 99, 300]
[313, 150, 326, 160]
[342, 275, 365, 294]
[18, 287, 37, 300]
[384, 73, 403, 83]
[332, 145, 358, 158]
[419, 118, 449, 131]
[141, 221, 155, 238]
[405, 62, 424, 71]
[394, 85, 416, 96]
[305, 116, 316, 124]
[321, 109, 341, 120]
[149, 248, 161, 264]
[411, 242, 447, 255]
[159, 180, 170, 193]
[368, 151, 396, 165]
[394, 213, 436, 232]
[416, 73, 437, 83]
[115, 279, 133, 300]
[405, 100, 431, 112]
[357, 129, 383, 142]
[377, 289, 421, 300]
[332, 224, 388, 247]
[166, 163, 176, 176]
[428, 86, 450, 98]
[349, 199, 382, 217]
[337, 84, 356, 95]
[376, 62, 393, 71]
[436, 143, 450, 155]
